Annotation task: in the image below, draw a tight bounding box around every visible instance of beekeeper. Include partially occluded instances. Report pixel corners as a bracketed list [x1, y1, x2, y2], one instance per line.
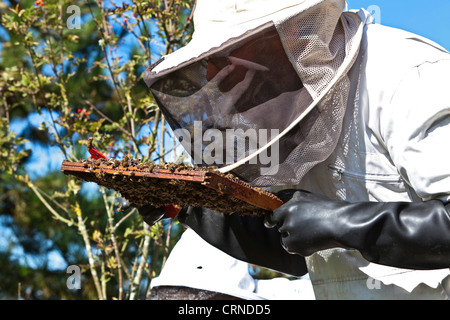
[141, 0, 450, 299]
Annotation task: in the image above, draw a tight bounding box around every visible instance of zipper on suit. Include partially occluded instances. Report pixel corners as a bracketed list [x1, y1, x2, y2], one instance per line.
[327, 164, 402, 182]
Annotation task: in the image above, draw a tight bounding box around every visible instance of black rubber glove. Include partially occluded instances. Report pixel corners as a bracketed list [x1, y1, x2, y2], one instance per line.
[178, 207, 308, 277]
[264, 190, 450, 270]
[118, 197, 167, 226]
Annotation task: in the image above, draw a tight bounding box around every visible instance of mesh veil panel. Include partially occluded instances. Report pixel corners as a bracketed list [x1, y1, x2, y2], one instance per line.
[150, 26, 316, 185]
[148, 3, 361, 187]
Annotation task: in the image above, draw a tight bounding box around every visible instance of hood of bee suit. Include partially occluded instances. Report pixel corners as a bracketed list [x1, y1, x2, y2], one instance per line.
[143, 0, 365, 187]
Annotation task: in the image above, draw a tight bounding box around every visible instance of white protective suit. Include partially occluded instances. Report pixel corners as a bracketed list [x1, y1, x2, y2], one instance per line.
[293, 9, 450, 299]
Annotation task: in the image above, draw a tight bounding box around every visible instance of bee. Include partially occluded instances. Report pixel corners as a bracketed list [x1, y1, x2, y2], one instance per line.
[217, 183, 225, 194]
[121, 155, 130, 167]
[87, 136, 93, 150]
[95, 170, 105, 180]
[137, 163, 146, 170]
[224, 173, 235, 180]
[108, 160, 115, 168]
[175, 164, 187, 172]
[107, 159, 116, 168]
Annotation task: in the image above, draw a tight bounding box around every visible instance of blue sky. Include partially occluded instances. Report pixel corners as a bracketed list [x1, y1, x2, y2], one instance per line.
[346, 0, 450, 50]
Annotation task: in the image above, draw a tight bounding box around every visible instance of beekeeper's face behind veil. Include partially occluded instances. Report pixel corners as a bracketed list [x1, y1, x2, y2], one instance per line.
[144, 0, 364, 187]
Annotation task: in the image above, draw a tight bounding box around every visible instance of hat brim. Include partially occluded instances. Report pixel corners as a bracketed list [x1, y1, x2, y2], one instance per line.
[144, 21, 275, 88]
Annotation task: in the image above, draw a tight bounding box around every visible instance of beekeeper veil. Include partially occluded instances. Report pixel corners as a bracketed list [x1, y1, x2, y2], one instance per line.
[144, 0, 364, 187]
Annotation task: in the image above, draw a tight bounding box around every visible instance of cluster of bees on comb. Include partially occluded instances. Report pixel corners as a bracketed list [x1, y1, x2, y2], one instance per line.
[75, 156, 271, 216]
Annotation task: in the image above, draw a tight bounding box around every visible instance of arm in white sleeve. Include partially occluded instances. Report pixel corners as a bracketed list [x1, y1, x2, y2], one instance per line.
[383, 59, 450, 202]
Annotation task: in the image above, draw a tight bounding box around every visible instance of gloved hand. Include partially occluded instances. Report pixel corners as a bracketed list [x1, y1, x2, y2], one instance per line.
[264, 190, 450, 270]
[117, 197, 167, 227]
[177, 206, 308, 277]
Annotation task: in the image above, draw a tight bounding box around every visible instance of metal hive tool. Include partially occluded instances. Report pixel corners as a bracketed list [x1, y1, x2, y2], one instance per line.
[60, 160, 284, 216]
